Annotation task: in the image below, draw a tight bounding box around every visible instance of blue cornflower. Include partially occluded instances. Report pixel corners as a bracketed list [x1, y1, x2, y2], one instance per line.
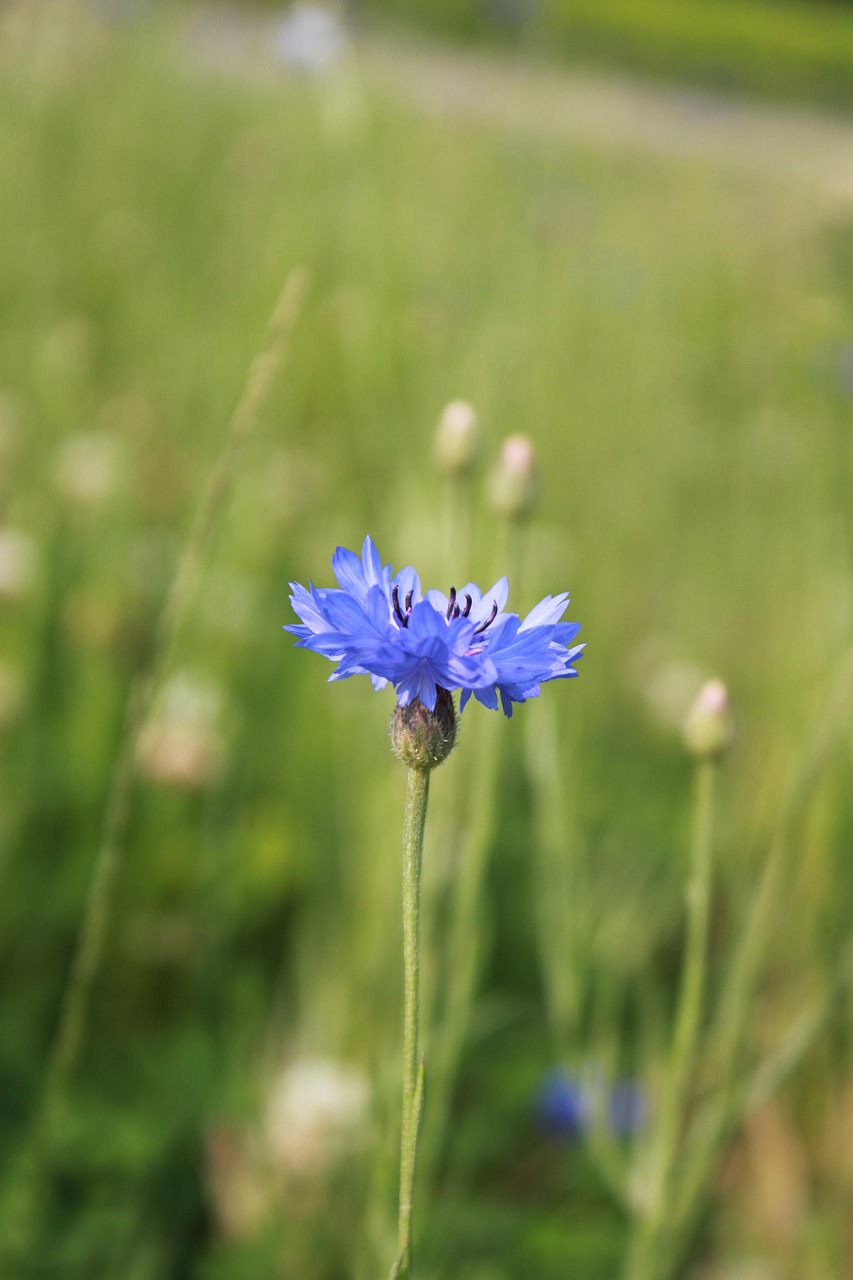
[535, 1069, 649, 1142]
[285, 536, 584, 715]
[535, 1070, 591, 1141]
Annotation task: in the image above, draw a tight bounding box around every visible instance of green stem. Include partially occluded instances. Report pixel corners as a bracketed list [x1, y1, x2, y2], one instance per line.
[625, 759, 717, 1280]
[663, 652, 853, 1262]
[418, 716, 501, 1184]
[392, 766, 430, 1280]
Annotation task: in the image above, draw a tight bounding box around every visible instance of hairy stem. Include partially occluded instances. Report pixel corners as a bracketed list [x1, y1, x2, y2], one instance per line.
[392, 766, 430, 1280]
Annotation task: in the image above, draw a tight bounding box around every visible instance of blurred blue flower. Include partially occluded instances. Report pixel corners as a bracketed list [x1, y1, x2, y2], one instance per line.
[286, 536, 583, 715]
[535, 1069, 649, 1142]
[535, 1070, 590, 1141]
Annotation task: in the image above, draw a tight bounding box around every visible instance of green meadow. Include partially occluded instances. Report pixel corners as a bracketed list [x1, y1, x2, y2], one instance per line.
[1, 4, 852, 1277]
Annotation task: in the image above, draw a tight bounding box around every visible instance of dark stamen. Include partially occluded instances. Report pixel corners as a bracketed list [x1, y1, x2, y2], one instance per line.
[404, 589, 413, 615]
[461, 594, 473, 618]
[392, 585, 408, 627]
[445, 587, 457, 620]
[452, 604, 461, 619]
[474, 601, 499, 634]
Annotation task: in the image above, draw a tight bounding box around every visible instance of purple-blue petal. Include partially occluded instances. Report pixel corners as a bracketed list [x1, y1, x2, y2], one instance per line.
[285, 539, 583, 713]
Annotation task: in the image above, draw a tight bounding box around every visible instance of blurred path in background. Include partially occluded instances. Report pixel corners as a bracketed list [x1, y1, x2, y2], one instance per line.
[362, 38, 853, 198]
[189, 10, 853, 201]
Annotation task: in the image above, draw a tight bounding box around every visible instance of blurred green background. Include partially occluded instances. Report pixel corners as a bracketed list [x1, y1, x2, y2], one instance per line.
[2, 0, 853, 1276]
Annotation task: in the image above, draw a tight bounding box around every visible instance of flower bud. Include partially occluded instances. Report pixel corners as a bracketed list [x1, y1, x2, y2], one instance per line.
[390, 688, 456, 769]
[489, 433, 538, 520]
[683, 679, 734, 760]
[433, 399, 480, 477]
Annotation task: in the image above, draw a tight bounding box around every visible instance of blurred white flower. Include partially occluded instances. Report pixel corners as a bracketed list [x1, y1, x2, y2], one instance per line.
[55, 431, 123, 507]
[136, 671, 228, 791]
[0, 529, 39, 601]
[205, 1056, 371, 1240]
[273, 3, 346, 74]
[265, 1057, 371, 1177]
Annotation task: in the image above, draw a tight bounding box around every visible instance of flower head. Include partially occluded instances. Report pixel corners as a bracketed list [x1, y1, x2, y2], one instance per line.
[285, 536, 583, 716]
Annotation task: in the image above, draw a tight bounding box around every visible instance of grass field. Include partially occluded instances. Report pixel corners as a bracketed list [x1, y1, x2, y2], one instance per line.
[1, 4, 853, 1277]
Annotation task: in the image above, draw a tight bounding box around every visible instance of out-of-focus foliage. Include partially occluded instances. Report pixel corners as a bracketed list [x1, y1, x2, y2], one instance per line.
[1, 2, 852, 1277]
[363, 0, 853, 110]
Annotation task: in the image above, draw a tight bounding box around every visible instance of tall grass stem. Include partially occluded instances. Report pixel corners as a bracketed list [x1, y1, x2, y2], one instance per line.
[666, 646, 853, 1257]
[625, 758, 716, 1280]
[0, 267, 308, 1259]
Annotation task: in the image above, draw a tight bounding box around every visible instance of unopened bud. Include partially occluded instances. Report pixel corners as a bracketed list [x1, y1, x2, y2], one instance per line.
[434, 400, 480, 476]
[489, 434, 538, 520]
[683, 679, 734, 760]
[390, 688, 456, 769]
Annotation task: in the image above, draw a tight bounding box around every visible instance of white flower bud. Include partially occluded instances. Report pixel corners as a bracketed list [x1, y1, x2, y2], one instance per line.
[683, 679, 734, 760]
[489, 433, 538, 520]
[433, 399, 480, 476]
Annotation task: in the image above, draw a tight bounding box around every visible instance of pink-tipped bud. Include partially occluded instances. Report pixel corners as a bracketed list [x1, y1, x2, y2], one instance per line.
[489, 434, 538, 520]
[434, 399, 480, 476]
[683, 679, 734, 760]
[390, 689, 457, 770]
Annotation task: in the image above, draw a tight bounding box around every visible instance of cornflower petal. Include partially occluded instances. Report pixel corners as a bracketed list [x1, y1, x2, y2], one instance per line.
[394, 565, 422, 607]
[331, 535, 390, 604]
[285, 538, 582, 714]
[520, 592, 570, 629]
